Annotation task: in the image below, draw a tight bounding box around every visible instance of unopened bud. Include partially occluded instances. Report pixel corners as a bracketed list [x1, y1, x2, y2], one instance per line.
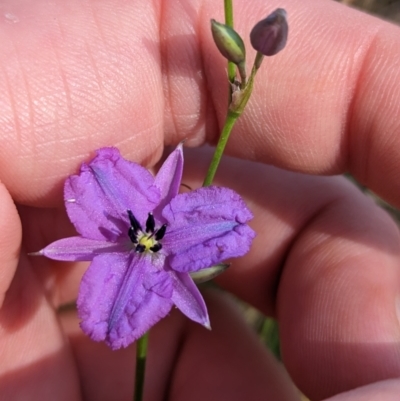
[211, 19, 246, 65]
[250, 9, 288, 56]
[190, 263, 230, 284]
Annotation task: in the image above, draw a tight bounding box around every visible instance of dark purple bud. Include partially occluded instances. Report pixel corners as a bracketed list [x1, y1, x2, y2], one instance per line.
[250, 9, 288, 56]
[211, 19, 246, 65]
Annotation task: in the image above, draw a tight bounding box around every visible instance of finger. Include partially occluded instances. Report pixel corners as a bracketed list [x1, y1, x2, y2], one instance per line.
[0, 183, 79, 401]
[175, 0, 400, 207]
[181, 148, 400, 400]
[61, 289, 300, 401]
[170, 290, 299, 401]
[0, 185, 80, 400]
[0, 0, 166, 205]
[323, 379, 400, 401]
[0, 259, 81, 401]
[0, 182, 21, 306]
[1, 0, 400, 208]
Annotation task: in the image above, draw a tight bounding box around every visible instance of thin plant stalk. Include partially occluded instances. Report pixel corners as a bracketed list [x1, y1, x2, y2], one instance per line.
[203, 0, 240, 187]
[224, 0, 236, 84]
[203, 110, 239, 186]
[134, 332, 149, 401]
[203, 54, 262, 186]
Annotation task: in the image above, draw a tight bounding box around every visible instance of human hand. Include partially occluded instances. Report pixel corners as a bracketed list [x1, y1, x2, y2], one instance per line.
[1, 0, 400, 400]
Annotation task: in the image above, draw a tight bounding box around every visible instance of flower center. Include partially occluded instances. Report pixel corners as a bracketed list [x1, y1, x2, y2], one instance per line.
[127, 210, 166, 253]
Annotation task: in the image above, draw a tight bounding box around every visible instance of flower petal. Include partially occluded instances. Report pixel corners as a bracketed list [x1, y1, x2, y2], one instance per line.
[153, 143, 183, 219]
[162, 186, 255, 272]
[38, 236, 128, 261]
[170, 271, 210, 328]
[77, 252, 173, 349]
[65, 148, 160, 242]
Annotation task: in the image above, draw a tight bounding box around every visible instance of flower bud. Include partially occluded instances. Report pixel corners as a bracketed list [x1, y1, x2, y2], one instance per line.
[190, 264, 230, 284]
[211, 19, 246, 65]
[250, 9, 288, 56]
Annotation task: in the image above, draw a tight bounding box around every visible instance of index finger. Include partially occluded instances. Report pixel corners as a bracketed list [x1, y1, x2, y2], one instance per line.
[201, 0, 400, 205]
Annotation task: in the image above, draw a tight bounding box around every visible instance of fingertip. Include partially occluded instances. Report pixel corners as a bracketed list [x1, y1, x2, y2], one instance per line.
[324, 379, 400, 401]
[172, 290, 300, 401]
[278, 190, 400, 399]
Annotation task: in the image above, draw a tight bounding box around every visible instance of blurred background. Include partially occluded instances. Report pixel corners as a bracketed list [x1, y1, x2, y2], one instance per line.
[336, 0, 400, 22]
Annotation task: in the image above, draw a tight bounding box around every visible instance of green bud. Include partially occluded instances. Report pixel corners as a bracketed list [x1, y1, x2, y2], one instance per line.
[190, 263, 230, 284]
[211, 19, 246, 65]
[250, 9, 288, 56]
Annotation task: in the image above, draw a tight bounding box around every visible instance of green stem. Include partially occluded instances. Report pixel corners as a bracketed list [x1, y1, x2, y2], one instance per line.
[203, 0, 263, 186]
[203, 110, 239, 186]
[224, 0, 233, 29]
[203, 52, 263, 187]
[134, 332, 149, 401]
[224, 0, 236, 84]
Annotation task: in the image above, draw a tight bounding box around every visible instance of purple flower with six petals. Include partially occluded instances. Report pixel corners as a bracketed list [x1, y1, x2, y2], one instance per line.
[39, 144, 255, 349]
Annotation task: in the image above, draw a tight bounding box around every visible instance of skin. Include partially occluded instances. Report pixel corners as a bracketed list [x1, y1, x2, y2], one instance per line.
[0, 0, 400, 399]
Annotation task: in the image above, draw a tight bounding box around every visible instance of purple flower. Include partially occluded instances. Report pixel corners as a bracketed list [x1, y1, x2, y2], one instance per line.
[39, 144, 255, 349]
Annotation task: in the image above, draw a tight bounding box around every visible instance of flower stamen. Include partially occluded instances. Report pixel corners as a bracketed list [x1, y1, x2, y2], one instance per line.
[128, 209, 142, 231]
[146, 213, 155, 233]
[127, 210, 166, 254]
[155, 225, 167, 240]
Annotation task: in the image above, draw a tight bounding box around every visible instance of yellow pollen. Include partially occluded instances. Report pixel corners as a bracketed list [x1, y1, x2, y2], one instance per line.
[138, 235, 156, 251]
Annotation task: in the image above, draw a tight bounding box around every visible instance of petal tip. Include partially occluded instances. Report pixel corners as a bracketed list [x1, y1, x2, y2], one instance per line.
[27, 250, 44, 256]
